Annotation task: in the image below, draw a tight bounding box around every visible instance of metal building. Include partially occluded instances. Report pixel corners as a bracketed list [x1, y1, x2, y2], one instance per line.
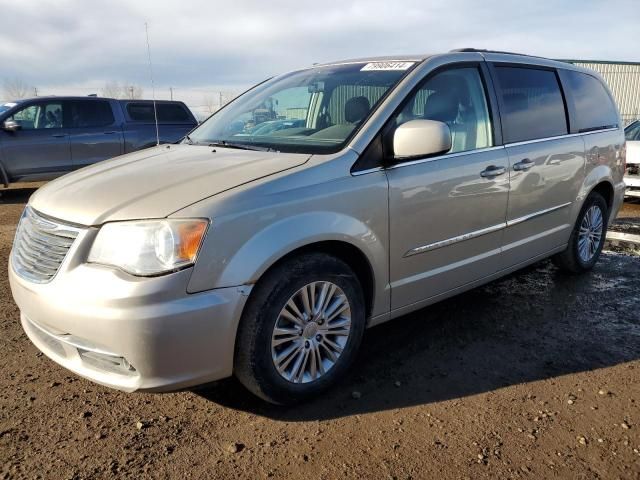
[564, 60, 640, 125]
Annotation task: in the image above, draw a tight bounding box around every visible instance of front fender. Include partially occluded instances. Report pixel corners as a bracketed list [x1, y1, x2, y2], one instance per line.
[217, 211, 385, 288]
[180, 157, 391, 318]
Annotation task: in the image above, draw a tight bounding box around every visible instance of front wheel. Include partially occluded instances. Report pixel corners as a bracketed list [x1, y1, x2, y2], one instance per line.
[234, 253, 366, 405]
[553, 191, 608, 273]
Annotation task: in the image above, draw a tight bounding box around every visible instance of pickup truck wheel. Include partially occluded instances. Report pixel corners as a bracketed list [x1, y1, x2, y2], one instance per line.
[552, 191, 608, 273]
[234, 253, 365, 405]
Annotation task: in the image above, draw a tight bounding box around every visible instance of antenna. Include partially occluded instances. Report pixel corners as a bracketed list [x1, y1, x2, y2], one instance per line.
[144, 22, 160, 147]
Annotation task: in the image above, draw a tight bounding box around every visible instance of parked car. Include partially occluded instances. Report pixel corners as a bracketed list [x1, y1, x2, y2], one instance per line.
[9, 50, 626, 405]
[624, 119, 640, 197]
[0, 97, 197, 186]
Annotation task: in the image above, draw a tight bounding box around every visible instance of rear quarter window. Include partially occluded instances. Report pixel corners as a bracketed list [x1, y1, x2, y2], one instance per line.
[126, 103, 193, 123]
[563, 70, 618, 132]
[494, 66, 568, 143]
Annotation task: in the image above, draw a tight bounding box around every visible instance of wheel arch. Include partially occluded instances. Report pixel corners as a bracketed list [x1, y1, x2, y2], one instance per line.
[578, 164, 618, 224]
[590, 181, 614, 213]
[190, 210, 389, 321]
[250, 240, 377, 320]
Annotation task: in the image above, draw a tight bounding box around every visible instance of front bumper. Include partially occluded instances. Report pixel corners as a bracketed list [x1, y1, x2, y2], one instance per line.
[9, 257, 249, 392]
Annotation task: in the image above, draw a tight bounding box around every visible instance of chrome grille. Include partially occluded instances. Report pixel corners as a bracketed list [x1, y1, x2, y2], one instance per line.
[11, 207, 82, 283]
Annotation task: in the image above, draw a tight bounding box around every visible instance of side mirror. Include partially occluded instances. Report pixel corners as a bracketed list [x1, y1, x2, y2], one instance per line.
[393, 119, 451, 159]
[2, 119, 21, 132]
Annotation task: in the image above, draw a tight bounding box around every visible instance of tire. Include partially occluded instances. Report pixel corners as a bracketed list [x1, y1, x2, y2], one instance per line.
[552, 191, 608, 273]
[234, 252, 366, 405]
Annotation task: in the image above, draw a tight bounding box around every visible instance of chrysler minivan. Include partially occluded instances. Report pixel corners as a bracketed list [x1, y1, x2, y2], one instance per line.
[9, 50, 626, 404]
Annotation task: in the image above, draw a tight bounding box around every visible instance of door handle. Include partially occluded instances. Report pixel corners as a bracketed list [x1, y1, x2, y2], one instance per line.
[480, 165, 506, 178]
[103, 131, 118, 135]
[513, 158, 535, 171]
[51, 133, 67, 138]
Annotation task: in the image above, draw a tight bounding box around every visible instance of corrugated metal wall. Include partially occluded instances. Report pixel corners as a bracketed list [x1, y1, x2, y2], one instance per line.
[567, 61, 640, 125]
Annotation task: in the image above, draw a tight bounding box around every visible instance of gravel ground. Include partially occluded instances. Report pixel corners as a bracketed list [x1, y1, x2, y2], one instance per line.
[1, 188, 639, 479]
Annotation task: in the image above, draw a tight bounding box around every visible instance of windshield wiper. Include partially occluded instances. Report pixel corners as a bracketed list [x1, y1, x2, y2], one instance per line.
[208, 140, 274, 152]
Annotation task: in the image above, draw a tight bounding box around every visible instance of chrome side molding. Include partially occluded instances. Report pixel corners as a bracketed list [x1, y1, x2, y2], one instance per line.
[404, 222, 506, 257]
[506, 202, 572, 226]
[404, 202, 572, 257]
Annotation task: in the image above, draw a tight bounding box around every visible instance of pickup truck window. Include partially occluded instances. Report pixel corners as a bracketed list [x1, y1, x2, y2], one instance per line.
[9, 102, 63, 130]
[68, 100, 115, 128]
[127, 103, 192, 123]
[187, 62, 415, 154]
[0, 103, 18, 115]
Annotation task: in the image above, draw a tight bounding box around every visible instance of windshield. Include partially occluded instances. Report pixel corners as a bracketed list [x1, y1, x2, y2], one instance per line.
[0, 103, 19, 115]
[187, 61, 416, 154]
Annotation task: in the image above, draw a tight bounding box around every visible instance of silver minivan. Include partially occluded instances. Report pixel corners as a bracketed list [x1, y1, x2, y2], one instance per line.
[9, 50, 626, 404]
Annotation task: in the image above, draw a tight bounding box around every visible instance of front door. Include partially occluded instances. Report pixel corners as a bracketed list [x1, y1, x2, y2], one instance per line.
[0, 100, 71, 181]
[387, 65, 509, 310]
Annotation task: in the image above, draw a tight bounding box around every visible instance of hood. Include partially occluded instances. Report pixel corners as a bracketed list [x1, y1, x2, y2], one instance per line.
[30, 145, 310, 226]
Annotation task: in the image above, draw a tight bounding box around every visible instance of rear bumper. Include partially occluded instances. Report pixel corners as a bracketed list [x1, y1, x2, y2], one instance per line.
[9, 261, 249, 392]
[624, 172, 640, 191]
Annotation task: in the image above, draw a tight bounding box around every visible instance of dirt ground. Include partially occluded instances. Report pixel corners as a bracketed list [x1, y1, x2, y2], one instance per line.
[0, 188, 639, 480]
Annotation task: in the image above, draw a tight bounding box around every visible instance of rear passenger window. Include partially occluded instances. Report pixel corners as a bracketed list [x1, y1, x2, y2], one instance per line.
[127, 103, 191, 123]
[564, 71, 618, 132]
[495, 67, 568, 143]
[157, 104, 191, 122]
[68, 100, 114, 128]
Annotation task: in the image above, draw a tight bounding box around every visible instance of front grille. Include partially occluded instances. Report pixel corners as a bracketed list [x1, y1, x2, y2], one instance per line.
[11, 207, 82, 283]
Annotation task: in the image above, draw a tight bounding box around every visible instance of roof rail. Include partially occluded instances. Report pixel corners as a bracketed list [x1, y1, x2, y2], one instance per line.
[450, 48, 536, 57]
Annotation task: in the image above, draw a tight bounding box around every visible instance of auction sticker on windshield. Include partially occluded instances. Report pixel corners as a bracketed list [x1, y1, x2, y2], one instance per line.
[361, 62, 415, 71]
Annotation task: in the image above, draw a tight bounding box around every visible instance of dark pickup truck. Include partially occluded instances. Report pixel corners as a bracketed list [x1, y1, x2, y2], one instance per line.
[0, 97, 197, 186]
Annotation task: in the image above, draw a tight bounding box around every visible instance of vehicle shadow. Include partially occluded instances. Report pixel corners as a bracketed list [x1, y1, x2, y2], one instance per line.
[0, 187, 38, 205]
[195, 253, 639, 420]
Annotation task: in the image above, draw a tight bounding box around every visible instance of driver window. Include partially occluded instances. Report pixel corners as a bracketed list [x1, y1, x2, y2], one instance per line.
[9, 102, 64, 130]
[395, 67, 493, 154]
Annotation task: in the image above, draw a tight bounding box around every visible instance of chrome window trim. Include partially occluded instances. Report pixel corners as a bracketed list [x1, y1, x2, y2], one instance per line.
[404, 201, 573, 258]
[504, 127, 619, 148]
[506, 202, 572, 226]
[389, 146, 505, 171]
[351, 167, 385, 176]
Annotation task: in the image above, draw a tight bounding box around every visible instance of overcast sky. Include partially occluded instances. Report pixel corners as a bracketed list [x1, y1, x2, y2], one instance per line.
[1, 0, 638, 101]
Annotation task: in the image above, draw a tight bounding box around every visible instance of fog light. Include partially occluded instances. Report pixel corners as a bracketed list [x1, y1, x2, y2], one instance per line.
[79, 349, 137, 376]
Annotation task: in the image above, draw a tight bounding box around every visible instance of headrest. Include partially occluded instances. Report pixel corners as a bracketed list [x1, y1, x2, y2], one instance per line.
[345, 96, 371, 123]
[424, 92, 459, 123]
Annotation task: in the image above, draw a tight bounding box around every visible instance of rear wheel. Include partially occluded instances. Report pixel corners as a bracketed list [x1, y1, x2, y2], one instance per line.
[553, 191, 608, 273]
[234, 253, 366, 405]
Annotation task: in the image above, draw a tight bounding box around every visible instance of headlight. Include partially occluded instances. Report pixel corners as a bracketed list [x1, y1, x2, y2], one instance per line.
[88, 219, 208, 276]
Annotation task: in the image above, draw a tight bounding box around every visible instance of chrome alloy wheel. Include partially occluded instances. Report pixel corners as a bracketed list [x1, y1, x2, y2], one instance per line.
[578, 205, 604, 262]
[271, 281, 352, 384]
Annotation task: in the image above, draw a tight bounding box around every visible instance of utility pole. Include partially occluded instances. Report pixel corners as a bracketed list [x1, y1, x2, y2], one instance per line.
[219, 91, 223, 110]
[169, 87, 173, 100]
[33, 87, 38, 97]
[129, 86, 134, 99]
